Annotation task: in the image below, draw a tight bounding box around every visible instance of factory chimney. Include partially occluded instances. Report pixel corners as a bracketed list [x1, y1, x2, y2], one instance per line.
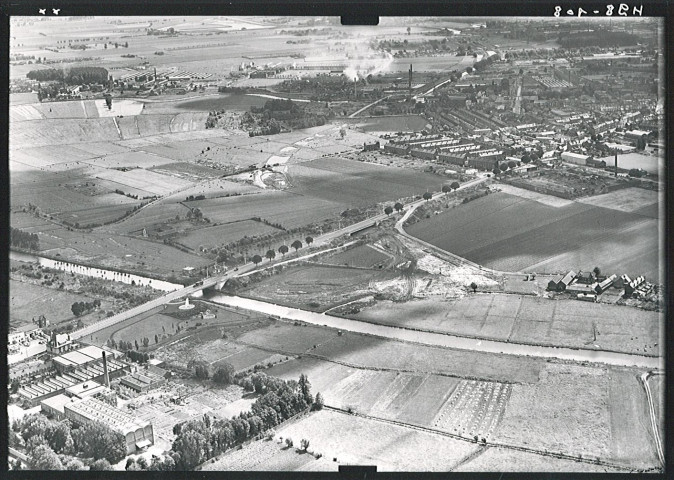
[154, 67, 157, 86]
[408, 64, 413, 93]
[102, 351, 110, 388]
[354, 78, 357, 98]
[614, 152, 618, 177]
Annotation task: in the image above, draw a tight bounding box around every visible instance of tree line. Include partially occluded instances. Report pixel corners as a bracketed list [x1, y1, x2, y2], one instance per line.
[168, 372, 322, 470]
[27, 66, 109, 85]
[10, 226, 40, 251]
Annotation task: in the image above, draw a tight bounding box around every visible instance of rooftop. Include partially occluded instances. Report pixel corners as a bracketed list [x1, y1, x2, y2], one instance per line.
[64, 396, 150, 434]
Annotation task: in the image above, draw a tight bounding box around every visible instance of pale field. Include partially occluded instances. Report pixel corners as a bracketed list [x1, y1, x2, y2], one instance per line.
[353, 295, 661, 356]
[278, 409, 482, 471]
[575, 187, 659, 213]
[494, 363, 611, 459]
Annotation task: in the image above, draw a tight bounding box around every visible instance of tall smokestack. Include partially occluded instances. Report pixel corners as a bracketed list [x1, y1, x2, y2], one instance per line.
[614, 152, 618, 177]
[102, 351, 110, 388]
[354, 78, 357, 98]
[154, 67, 157, 86]
[409, 64, 413, 92]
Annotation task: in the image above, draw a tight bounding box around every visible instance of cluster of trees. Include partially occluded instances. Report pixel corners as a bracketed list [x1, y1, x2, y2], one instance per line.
[249, 236, 313, 266]
[168, 373, 319, 469]
[27, 66, 109, 85]
[71, 299, 101, 317]
[13, 413, 125, 470]
[441, 182, 461, 193]
[383, 202, 404, 216]
[10, 226, 40, 251]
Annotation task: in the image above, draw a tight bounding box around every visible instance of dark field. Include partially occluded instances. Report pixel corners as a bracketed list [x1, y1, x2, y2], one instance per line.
[174, 94, 269, 111]
[289, 157, 443, 206]
[407, 192, 660, 279]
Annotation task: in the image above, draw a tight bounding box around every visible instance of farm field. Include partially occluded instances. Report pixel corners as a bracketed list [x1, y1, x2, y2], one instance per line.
[604, 367, 661, 468]
[576, 187, 659, 214]
[494, 363, 610, 459]
[288, 157, 443, 206]
[407, 192, 660, 279]
[649, 374, 664, 442]
[235, 321, 340, 355]
[353, 296, 661, 356]
[8, 280, 108, 329]
[81, 150, 177, 169]
[241, 264, 397, 312]
[318, 244, 392, 268]
[310, 331, 545, 384]
[10, 118, 121, 148]
[25, 225, 211, 277]
[202, 435, 336, 471]
[185, 190, 346, 229]
[177, 220, 281, 250]
[349, 115, 429, 133]
[277, 409, 482, 471]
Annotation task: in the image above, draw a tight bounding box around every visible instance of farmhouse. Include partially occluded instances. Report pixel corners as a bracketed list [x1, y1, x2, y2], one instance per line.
[547, 270, 576, 292]
[64, 396, 155, 454]
[575, 271, 595, 285]
[594, 274, 617, 294]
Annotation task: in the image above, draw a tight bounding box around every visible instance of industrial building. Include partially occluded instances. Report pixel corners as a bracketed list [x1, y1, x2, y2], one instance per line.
[19, 347, 129, 406]
[120, 367, 168, 393]
[560, 151, 591, 165]
[64, 397, 155, 454]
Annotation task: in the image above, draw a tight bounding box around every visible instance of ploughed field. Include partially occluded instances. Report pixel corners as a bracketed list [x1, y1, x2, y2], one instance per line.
[406, 192, 660, 280]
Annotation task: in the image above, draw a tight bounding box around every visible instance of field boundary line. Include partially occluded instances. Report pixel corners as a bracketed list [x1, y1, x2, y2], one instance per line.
[323, 406, 641, 472]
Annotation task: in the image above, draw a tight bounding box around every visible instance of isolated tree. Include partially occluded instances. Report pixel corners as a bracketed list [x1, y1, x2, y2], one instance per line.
[143, 337, 149, 348]
[507, 161, 517, 169]
[278, 245, 289, 257]
[155, 334, 159, 344]
[305, 236, 314, 246]
[291, 240, 302, 252]
[266, 249, 276, 262]
[384, 206, 393, 216]
[442, 185, 451, 193]
[592, 266, 601, 278]
[394, 202, 404, 213]
[407, 26, 411, 35]
[492, 167, 501, 176]
[300, 438, 310, 451]
[450, 181, 460, 191]
[423, 192, 432, 201]
[499, 163, 509, 172]
[252, 254, 263, 266]
[470, 282, 478, 293]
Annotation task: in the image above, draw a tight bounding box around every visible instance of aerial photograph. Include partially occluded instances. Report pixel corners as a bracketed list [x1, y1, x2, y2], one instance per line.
[7, 15, 664, 472]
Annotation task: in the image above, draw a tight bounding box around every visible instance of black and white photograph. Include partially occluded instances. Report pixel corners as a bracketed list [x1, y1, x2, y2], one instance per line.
[7, 12, 665, 473]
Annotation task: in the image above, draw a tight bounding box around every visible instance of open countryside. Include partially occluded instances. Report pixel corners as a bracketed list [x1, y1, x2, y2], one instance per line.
[8, 15, 663, 474]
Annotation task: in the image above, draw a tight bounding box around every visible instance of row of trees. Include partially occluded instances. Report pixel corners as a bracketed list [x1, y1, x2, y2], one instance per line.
[249, 236, 314, 266]
[10, 226, 40, 251]
[27, 66, 109, 85]
[169, 373, 320, 470]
